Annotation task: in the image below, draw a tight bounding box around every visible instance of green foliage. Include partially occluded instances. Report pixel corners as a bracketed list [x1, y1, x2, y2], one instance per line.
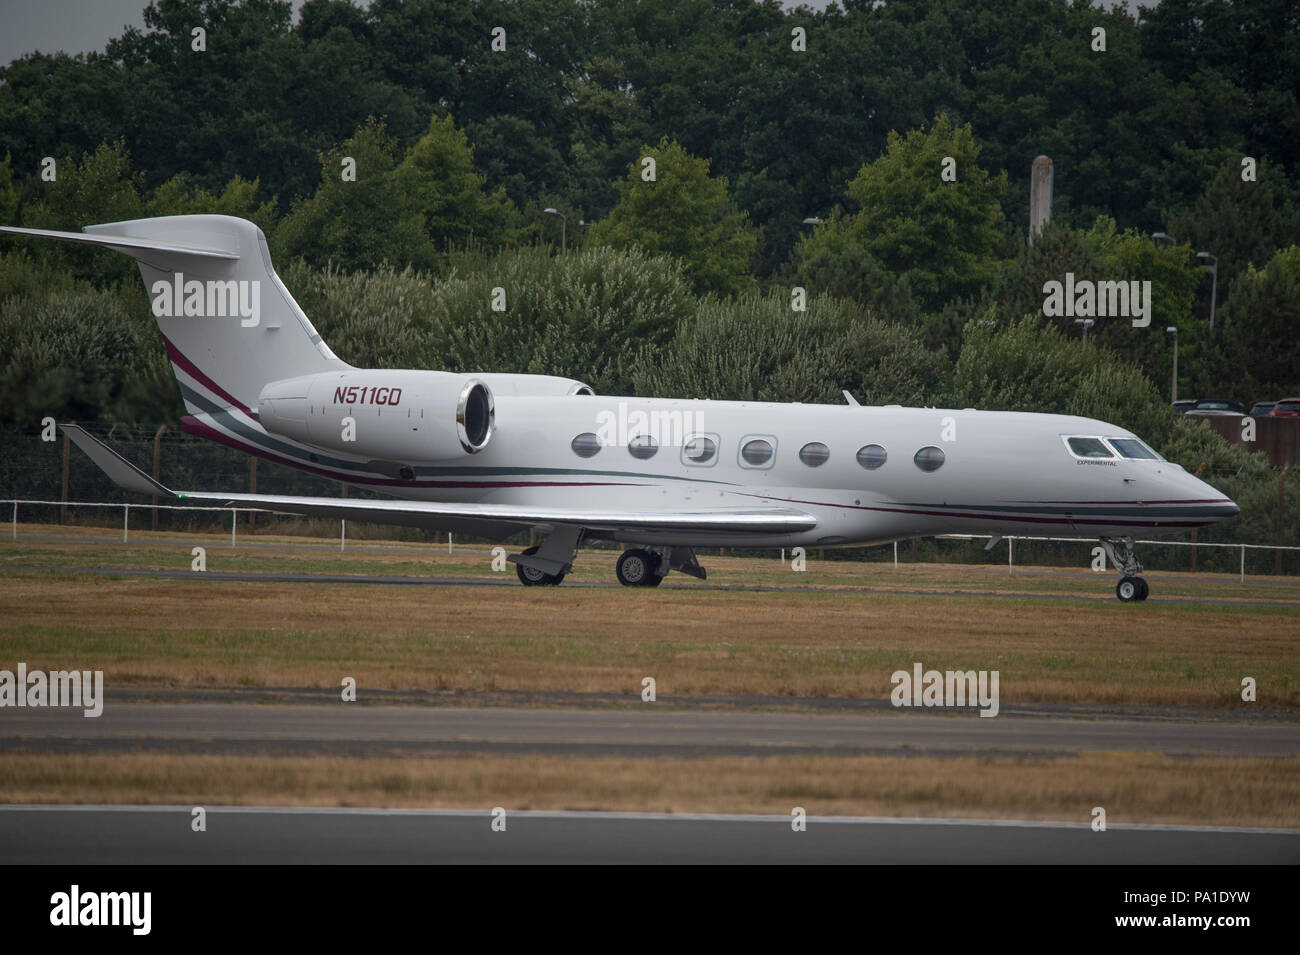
[276, 114, 515, 271]
[0, 154, 17, 225]
[17, 140, 145, 287]
[587, 138, 757, 298]
[274, 118, 432, 270]
[1081, 216, 1202, 393]
[0, 290, 142, 426]
[149, 173, 279, 235]
[631, 293, 945, 407]
[282, 244, 694, 395]
[795, 116, 1007, 315]
[952, 313, 1173, 444]
[392, 114, 516, 254]
[1211, 246, 1300, 399]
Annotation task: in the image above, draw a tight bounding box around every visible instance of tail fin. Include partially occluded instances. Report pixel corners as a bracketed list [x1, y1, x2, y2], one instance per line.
[1, 215, 348, 415]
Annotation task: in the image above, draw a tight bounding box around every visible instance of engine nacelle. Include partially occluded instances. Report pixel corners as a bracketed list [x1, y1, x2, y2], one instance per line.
[257, 370, 494, 462]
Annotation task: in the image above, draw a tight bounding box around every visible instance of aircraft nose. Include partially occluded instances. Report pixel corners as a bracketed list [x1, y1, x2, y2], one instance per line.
[1180, 470, 1238, 522]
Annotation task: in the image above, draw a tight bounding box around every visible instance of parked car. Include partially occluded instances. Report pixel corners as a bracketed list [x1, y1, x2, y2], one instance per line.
[1269, 398, 1300, 417]
[1173, 399, 1197, 414]
[1249, 401, 1276, 418]
[1186, 398, 1248, 416]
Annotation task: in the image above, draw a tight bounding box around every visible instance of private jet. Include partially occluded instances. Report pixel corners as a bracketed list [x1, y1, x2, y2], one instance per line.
[2, 216, 1239, 600]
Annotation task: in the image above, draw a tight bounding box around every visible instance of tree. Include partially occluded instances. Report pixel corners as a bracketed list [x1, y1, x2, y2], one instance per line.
[274, 118, 434, 271]
[587, 138, 757, 297]
[392, 114, 516, 255]
[792, 115, 1007, 315]
[17, 140, 145, 287]
[631, 293, 945, 407]
[1211, 246, 1300, 400]
[150, 173, 279, 235]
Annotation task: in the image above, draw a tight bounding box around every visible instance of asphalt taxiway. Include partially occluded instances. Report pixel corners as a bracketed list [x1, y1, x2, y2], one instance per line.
[5, 563, 1300, 607]
[4, 702, 1299, 759]
[2, 805, 1296, 864]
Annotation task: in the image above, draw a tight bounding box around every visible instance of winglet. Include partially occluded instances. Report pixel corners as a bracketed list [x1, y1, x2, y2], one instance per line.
[61, 424, 174, 497]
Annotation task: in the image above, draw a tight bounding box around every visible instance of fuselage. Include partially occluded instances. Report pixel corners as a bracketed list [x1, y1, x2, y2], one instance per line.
[184, 392, 1239, 548]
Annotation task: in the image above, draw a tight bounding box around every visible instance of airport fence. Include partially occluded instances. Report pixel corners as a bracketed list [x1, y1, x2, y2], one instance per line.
[6, 497, 1299, 583]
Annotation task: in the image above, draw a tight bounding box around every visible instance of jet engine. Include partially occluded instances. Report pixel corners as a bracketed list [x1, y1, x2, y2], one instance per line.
[257, 370, 494, 461]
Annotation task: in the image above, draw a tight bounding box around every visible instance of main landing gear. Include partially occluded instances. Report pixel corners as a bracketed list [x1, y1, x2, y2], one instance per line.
[1099, 536, 1149, 602]
[511, 531, 708, 589]
[616, 546, 706, 588]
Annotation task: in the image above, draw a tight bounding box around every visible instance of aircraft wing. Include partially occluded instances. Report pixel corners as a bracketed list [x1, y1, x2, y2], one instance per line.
[62, 424, 817, 538]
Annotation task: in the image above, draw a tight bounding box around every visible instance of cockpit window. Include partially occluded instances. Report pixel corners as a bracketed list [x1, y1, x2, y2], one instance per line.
[1066, 437, 1113, 458]
[1108, 438, 1159, 460]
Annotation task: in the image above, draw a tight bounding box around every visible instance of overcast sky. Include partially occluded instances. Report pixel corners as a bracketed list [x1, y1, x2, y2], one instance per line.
[0, 0, 1158, 70]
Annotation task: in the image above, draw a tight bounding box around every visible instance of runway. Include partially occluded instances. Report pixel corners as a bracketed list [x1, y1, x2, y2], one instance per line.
[1, 805, 1295, 864]
[6, 564, 1299, 607]
[3, 703, 1297, 758]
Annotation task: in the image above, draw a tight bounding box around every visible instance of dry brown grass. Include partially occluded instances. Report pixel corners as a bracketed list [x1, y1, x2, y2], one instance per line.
[1, 567, 1297, 706]
[2, 751, 1296, 827]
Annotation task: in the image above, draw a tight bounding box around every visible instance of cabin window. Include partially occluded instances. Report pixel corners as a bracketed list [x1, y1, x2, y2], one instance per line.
[914, 446, 945, 471]
[628, 434, 658, 460]
[856, 444, 887, 470]
[682, 434, 718, 466]
[740, 437, 775, 468]
[571, 432, 602, 458]
[1066, 437, 1113, 458]
[799, 442, 830, 467]
[1107, 438, 1159, 460]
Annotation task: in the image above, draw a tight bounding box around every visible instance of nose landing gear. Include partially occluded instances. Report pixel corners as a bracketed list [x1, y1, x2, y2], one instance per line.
[1100, 537, 1149, 602]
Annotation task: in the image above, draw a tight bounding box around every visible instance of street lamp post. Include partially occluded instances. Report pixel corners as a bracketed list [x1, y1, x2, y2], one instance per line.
[801, 217, 824, 226]
[1073, 317, 1094, 345]
[1166, 326, 1178, 403]
[1196, 251, 1218, 332]
[1151, 232, 1176, 246]
[543, 207, 566, 253]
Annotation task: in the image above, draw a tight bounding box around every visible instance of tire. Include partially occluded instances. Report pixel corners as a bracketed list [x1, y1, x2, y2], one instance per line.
[516, 545, 561, 587]
[1135, 577, 1149, 601]
[616, 549, 655, 587]
[1116, 576, 1140, 602]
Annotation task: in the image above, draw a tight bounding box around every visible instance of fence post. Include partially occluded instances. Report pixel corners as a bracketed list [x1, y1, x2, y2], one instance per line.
[893, 541, 898, 569]
[11, 501, 16, 540]
[448, 532, 453, 555]
[341, 519, 346, 551]
[123, 504, 129, 543]
[1008, 537, 1014, 573]
[231, 509, 237, 548]
[152, 424, 166, 531]
[1241, 544, 1246, 584]
[61, 434, 69, 525]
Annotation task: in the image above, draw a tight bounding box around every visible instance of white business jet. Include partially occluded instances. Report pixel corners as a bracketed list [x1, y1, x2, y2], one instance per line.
[2, 216, 1238, 600]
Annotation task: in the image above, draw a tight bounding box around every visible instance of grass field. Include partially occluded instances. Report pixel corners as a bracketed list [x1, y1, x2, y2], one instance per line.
[2, 524, 1297, 706]
[3, 751, 1297, 827]
[2, 524, 1298, 825]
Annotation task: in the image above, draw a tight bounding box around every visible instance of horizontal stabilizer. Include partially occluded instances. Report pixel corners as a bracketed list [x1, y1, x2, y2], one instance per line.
[0, 225, 239, 260]
[61, 424, 172, 497]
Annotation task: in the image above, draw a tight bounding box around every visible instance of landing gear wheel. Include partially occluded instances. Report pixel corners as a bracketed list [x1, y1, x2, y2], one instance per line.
[1116, 576, 1141, 602]
[516, 546, 564, 587]
[1136, 577, 1149, 601]
[616, 549, 658, 587]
